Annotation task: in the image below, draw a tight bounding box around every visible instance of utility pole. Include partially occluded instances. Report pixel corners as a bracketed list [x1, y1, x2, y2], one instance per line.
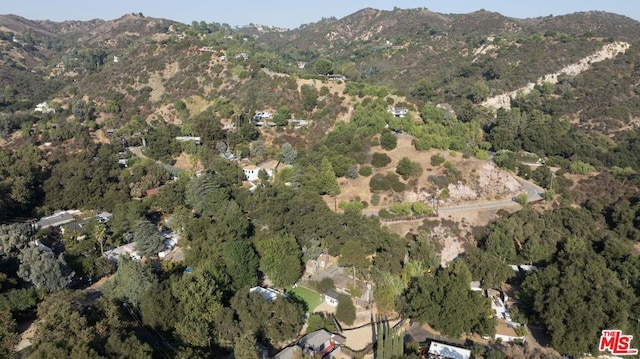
[353, 265, 356, 289]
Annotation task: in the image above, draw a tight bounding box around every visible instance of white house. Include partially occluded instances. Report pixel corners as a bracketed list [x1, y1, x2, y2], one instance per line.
[324, 290, 340, 307]
[175, 136, 202, 145]
[243, 165, 273, 182]
[253, 111, 273, 121]
[388, 107, 409, 118]
[327, 74, 346, 81]
[34, 102, 55, 114]
[243, 165, 260, 181]
[428, 341, 471, 359]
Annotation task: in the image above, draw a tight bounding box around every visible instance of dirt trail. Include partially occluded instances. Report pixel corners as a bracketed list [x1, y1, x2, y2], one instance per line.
[483, 41, 630, 110]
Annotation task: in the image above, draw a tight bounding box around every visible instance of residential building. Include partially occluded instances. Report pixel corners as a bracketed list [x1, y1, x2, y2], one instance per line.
[34, 102, 55, 114]
[388, 107, 409, 118]
[325, 290, 340, 307]
[427, 341, 471, 359]
[253, 111, 273, 121]
[243, 165, 260, 181]
[175, 136, 202, 145]
[243, 165, 273, 182]
[61, 219, 91, 240]
[97, 212, 113, 223]
[105, 242, 140, 263]
[327, 74, 346, 81]
[36, 210, 82, 230]
[249, 286, 285, 302]
[276, 329, 338, 359]
[290, 119, 309, 128]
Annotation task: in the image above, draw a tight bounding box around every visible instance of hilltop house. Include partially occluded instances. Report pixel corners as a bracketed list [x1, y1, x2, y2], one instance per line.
[327, 74, 346, 81]
[243, 165, 273, 182]
[34, 102, 55, 114]
[388, 107, 409, 118]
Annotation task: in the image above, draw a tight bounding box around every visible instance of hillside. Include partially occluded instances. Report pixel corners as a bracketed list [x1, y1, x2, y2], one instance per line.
[1, 8, 640, 359]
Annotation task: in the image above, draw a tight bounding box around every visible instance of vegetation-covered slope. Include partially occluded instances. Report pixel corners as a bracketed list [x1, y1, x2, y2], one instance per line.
[0, 7, 639, 359]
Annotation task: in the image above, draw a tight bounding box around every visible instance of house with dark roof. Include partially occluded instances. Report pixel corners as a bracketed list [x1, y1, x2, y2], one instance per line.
[36, 210, 82, 230]
[325, 290, 340, 307]
[275, 329, 338, 359]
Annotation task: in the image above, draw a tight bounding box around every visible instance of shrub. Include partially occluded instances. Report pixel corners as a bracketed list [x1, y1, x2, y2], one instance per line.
[440, 188, 450, 199]
[391, 181, 406, 192]
[371, 152, 392, 168]
[380, 131, 398, 151]
[359, 165, 373, 177]
[317, 278, 335, 294]
[396, 157, 423, 180]
[569, 160, 595, 174]
[428, 175, 449, 189]
[430, 153, 445, 166]
[378, 209, 393, 218]
[411, 202, 430, 215]
[339, 201, 364, 214]
[346, 165, 358, 179]
[370, 172, 404, 192]
[474, 149, 489, 160]
[515, 193, 528, 205]
[390, 202, 412, 216]
[336, 294, 356, 325]
[370, 173, 390, 191]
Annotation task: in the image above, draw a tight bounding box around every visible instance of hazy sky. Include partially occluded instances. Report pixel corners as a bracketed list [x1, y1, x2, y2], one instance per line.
[3, 1, 639, 28]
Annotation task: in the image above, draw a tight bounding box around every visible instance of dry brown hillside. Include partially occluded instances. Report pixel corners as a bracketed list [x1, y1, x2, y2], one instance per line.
[328, 135, 524, 213]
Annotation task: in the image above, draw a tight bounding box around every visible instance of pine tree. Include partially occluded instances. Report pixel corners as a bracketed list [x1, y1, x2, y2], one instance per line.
[320, 157, 340, 196]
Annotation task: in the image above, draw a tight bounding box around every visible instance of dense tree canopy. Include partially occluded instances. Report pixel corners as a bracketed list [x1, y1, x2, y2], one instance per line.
[256, 233, 302, 288]
[17, 247, 73, 293]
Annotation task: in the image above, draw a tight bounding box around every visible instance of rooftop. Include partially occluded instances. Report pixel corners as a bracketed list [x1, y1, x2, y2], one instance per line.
[299, 329, 333, 350]
[325, 289, 340, 299]
[36, 210, 82, 229]
[249, 286, 283, 302]
[427, 341, 471, 359]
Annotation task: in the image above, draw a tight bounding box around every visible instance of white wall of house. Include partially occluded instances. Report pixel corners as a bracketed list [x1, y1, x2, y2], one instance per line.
[325, 295, 339, 307]
[244, 168, 259, 181]
[495, 334, 525, 343]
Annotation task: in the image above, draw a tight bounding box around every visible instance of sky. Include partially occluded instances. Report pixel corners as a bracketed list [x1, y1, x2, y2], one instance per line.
[3, 1, 639, 28]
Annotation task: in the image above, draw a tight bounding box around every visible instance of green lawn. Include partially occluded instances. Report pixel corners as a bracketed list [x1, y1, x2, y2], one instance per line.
[288, 286, 323, 313]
